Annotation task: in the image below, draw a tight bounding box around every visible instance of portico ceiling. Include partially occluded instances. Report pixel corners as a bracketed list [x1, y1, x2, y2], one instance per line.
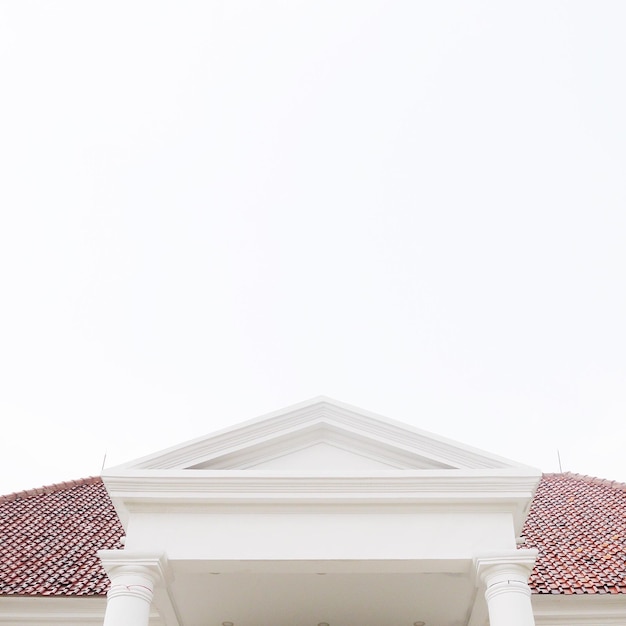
[169, 569, 475, 626]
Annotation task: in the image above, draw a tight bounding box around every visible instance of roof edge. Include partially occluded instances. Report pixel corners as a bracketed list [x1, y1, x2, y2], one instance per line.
[543, 472, 626, 492]
[0, 476, 102, 503]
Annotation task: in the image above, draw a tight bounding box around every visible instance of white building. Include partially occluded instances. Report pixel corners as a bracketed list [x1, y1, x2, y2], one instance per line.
[1, 398, 625, 625]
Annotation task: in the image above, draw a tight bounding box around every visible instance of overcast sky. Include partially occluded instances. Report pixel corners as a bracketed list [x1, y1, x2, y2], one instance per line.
[1, 1, 625, 496]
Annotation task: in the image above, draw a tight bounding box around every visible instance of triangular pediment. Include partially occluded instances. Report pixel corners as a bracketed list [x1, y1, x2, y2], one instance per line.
[116, 397, 529, 472]
[245, 442, 402, 471]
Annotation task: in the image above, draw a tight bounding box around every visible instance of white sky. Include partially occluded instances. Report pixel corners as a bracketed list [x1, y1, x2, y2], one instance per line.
[1, 1, 625, 496]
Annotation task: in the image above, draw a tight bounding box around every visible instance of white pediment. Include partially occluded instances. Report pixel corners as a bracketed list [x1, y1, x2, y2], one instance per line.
[104, 397, 542, 536]
[115, 397, 529, 472]
[247, 442, 400, 471]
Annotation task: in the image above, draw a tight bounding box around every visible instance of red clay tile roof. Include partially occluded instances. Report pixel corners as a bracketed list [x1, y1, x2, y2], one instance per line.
[0, 477, 123, 596]
[522, 472, 626, 594]
[1, 473, 625, 596]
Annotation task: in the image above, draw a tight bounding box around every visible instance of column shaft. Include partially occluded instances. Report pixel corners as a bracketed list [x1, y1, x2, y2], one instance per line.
[484, 574, 535, 626]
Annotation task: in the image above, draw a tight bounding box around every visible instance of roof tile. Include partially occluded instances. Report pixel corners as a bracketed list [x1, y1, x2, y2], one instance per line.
[522, 473, 626, 594]
[0, 477, 123, 596]
[1, 472, 625, 596]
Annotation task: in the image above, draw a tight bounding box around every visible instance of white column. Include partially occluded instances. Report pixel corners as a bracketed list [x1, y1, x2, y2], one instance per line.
[98, 551, 172, 626]
[475, 549, 538, 626]
[102, 564, 156, 626]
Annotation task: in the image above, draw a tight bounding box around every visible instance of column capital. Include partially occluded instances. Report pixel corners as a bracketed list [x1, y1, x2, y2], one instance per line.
[474, 549, 538, 586]
[97, 550, 173, 587]
[474, 550, 538, 626]
[98, 552, 178, 626]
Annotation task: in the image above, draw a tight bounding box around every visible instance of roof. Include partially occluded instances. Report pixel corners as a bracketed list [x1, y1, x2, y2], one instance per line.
[0, 477, 124, 596]
[0, 473, 625, 597]
[522, 472, 626, 594]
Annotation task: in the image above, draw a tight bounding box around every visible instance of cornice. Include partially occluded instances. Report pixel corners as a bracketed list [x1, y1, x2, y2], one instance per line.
[103, 469, 540, 533]
[0, 597, 163, 625]
[190, 425, 454, 470]
[103, 469, 540, 498]
[532, 594, 626, 624]
[115, 398, 532, 472]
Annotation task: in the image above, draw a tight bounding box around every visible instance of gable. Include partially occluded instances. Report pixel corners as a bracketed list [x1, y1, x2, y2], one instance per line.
[242, 442, 404, 471]
[102, 397, 542, 548]
[115, 397, 529, 472]
[186, 423, 455, 470]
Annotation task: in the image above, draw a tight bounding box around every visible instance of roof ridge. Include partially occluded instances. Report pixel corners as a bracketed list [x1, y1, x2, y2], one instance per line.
[0, 475, 103, 503]
[543, 471, 626, 492]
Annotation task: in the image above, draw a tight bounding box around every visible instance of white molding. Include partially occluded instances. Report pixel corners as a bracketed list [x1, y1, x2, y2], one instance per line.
[103, 468, 542, 493]
[103, 398, 541, 535]
[103, 469, 540, 534]
[189, 424, 454, 470]
[532, 594, 626, 625]
[108, 397, 535, 472]
[167, 558, 470, 574]
[0, 597, 163, 625]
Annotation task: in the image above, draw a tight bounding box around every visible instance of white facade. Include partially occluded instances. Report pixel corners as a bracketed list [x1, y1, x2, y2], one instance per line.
[3, 397, 626, 625]
[98, 397, 544, 626]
